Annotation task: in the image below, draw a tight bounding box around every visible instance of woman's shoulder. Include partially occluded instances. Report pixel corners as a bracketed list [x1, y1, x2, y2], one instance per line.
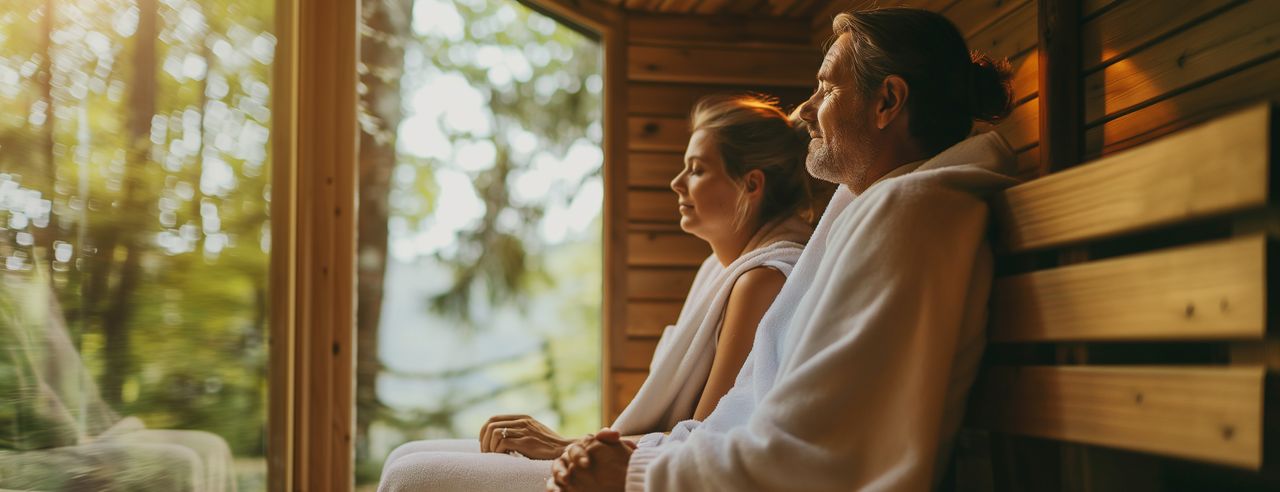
[729, 266, 787, 302]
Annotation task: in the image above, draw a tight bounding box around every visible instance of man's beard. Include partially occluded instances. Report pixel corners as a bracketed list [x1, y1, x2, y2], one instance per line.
[805, 126, 874, 188]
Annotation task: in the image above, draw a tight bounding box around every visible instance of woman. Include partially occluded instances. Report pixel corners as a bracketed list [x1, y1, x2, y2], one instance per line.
[379, 94, 816, 492]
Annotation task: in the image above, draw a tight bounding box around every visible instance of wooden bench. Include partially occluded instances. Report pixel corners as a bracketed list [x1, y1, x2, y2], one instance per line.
[957, 102, 1278, 488]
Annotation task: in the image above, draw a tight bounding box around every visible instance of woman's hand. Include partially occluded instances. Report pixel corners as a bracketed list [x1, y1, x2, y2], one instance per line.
[548, 429, 634, 492]
[479, 414, 573, 460]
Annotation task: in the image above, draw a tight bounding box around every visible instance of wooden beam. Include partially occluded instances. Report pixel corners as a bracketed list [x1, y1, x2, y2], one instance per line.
[1038, 0, 1083, 172]
[970, 366, 1265, 469]
[994, 103, 1273, 253]
[627, 11, 812, 45]
[990, 236, 1267, 342]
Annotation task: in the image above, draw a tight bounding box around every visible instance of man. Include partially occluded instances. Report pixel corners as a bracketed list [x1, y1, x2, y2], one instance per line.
[550, 8, 1018, 491]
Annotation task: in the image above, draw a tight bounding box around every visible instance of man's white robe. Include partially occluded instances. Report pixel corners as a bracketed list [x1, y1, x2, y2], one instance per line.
[625, 132, 1018, 491]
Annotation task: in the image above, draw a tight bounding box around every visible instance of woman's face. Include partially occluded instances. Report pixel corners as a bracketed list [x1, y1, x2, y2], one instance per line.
[671, 129, 744, 241]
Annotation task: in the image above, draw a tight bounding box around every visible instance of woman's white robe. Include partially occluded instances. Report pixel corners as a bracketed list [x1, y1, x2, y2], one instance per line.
[625, 132, 1018, 491]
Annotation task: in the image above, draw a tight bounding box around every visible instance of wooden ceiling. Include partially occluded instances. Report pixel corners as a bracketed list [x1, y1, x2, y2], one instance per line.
[595, 0, 835, 18]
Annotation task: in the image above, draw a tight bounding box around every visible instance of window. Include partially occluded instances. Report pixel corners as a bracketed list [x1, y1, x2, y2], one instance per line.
[353, 0, 604, 486]
[0, 0, 274, 489]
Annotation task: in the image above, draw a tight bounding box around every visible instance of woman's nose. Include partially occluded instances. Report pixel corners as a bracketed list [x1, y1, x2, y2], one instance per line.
[670, 169, 686, 193]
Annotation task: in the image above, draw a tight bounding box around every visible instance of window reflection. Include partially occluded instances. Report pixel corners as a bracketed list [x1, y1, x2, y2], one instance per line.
[0, 0, 273, 490]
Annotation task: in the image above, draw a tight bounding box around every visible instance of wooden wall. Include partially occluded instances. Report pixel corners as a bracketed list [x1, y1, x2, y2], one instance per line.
[604, 12, 819, 422]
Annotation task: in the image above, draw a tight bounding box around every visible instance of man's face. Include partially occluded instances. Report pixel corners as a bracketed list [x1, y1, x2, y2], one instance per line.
[799, 34, 877, 188]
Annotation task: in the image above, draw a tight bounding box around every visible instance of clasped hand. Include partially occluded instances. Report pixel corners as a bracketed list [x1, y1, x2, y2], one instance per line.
[546, 428, 635, 492]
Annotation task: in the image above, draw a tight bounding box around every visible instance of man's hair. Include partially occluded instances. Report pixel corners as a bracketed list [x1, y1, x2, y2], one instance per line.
[832, 8, 1014, 153]
[690, 94, 816, 227]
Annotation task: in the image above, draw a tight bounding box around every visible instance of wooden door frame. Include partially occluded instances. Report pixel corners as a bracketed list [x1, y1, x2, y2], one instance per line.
[268, 0, 625, 489]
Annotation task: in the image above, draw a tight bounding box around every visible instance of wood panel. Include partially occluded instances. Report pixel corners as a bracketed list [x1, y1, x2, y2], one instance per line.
[615, 336, 660, 370]
[628, 188, 680, 222]
[627, 266, 699, 300]
[1014, 144, 1040, 180]
[610, 369, 648, 421]
[995, 96, 1039, 150]
[1081, 0, 1237, 72]
[970, 366, 1265, 469]
[966, 0, 1037, 61]
[942, 0, 1032, 39]
[628, 44, 820, 87]
[627, 230, 710, 266]
[1083, 0, 1280, 125]
[628, 82, 814, 117]
[1008, 50, 1038, 104]
[628, 115, 690, 151]
[990, 236, 1267, 342]
[627, 11, 812, 45]
[995, 103, 1272, 253]
[626, 300, 683, 337]
[1085, 51, 1280, 157]
[629, 151, 682, 188]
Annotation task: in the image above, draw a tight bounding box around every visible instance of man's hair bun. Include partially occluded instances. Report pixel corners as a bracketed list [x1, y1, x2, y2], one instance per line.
[968, 52, 1014, 123]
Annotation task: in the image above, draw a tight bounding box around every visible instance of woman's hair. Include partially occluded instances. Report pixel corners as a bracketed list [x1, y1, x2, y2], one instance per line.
[831, 8, 1014, 153]
[689, 94, 815, 228]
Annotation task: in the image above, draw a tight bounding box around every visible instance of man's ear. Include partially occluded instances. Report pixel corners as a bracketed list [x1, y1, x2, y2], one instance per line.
[876, 75, 909, 130]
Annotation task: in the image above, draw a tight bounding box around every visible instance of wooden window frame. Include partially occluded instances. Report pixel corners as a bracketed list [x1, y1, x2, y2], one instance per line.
[267, 0, 625, 489]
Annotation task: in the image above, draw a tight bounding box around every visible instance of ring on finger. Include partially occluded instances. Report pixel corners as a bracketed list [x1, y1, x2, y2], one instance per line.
[502, 428, 509, 439]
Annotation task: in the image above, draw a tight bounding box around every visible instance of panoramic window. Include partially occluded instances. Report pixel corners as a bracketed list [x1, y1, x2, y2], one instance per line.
[353, 0, 604, 487]
[0, 0, 274, 490]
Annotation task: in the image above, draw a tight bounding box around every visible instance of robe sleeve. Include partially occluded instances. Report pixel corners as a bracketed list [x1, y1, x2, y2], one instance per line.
[627, 180, 994, 491]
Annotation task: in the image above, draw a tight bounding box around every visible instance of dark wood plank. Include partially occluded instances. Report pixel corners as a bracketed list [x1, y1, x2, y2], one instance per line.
[628, 230, 711, 266]
[1082, 0, 1280, 125]
[627, 266, 699, 301]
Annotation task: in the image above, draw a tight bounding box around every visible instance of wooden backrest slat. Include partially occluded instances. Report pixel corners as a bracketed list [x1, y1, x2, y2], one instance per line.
[969, 366, 1266, 469]
[989, 235, 1267, 342]
[994, 103, 1273, 253]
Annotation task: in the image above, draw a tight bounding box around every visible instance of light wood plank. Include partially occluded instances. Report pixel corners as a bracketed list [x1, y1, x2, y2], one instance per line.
[990, 236, 1267, 342]
[626, 300, 683, 337]
[628, 115, 690, 152]
[610, 369, 649, 421]
[628, 266, 698, 300]
[1084, 52, 1280, 158]
[628, 188, 680, 222]
[628, 82, 814, 117]
[628, 44, 821, 87]
[966, 0, 1036, 61]
[995, 103, 1272, 253]
[1081, 0, 1235, 72]
[629, 151, 683, 188]
[1014, 144, 1040, 181]
[1083, 0, 1280, 125]
[970, 366, 1265, 469]
[628, 231, 711, 266]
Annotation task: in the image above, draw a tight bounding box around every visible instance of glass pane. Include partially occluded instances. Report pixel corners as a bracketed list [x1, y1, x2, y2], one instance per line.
[354, 0, 604, 487]
[0, 0, 274, 490]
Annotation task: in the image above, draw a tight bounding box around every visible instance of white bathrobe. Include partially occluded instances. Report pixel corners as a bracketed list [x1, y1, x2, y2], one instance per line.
[625, 132, 1018, 492]
[379, 218, 811, 492]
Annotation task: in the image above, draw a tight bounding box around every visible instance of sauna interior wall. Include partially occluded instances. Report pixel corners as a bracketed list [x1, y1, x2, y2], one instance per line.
[604, 12, 819, 421]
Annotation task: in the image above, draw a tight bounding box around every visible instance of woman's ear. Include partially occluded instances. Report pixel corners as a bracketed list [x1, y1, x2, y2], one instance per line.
[743, 169, 765, 199]
[877, 75, 909, 130]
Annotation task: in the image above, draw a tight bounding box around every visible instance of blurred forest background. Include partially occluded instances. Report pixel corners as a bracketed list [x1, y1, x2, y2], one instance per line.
[0, 0, 602, 489]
